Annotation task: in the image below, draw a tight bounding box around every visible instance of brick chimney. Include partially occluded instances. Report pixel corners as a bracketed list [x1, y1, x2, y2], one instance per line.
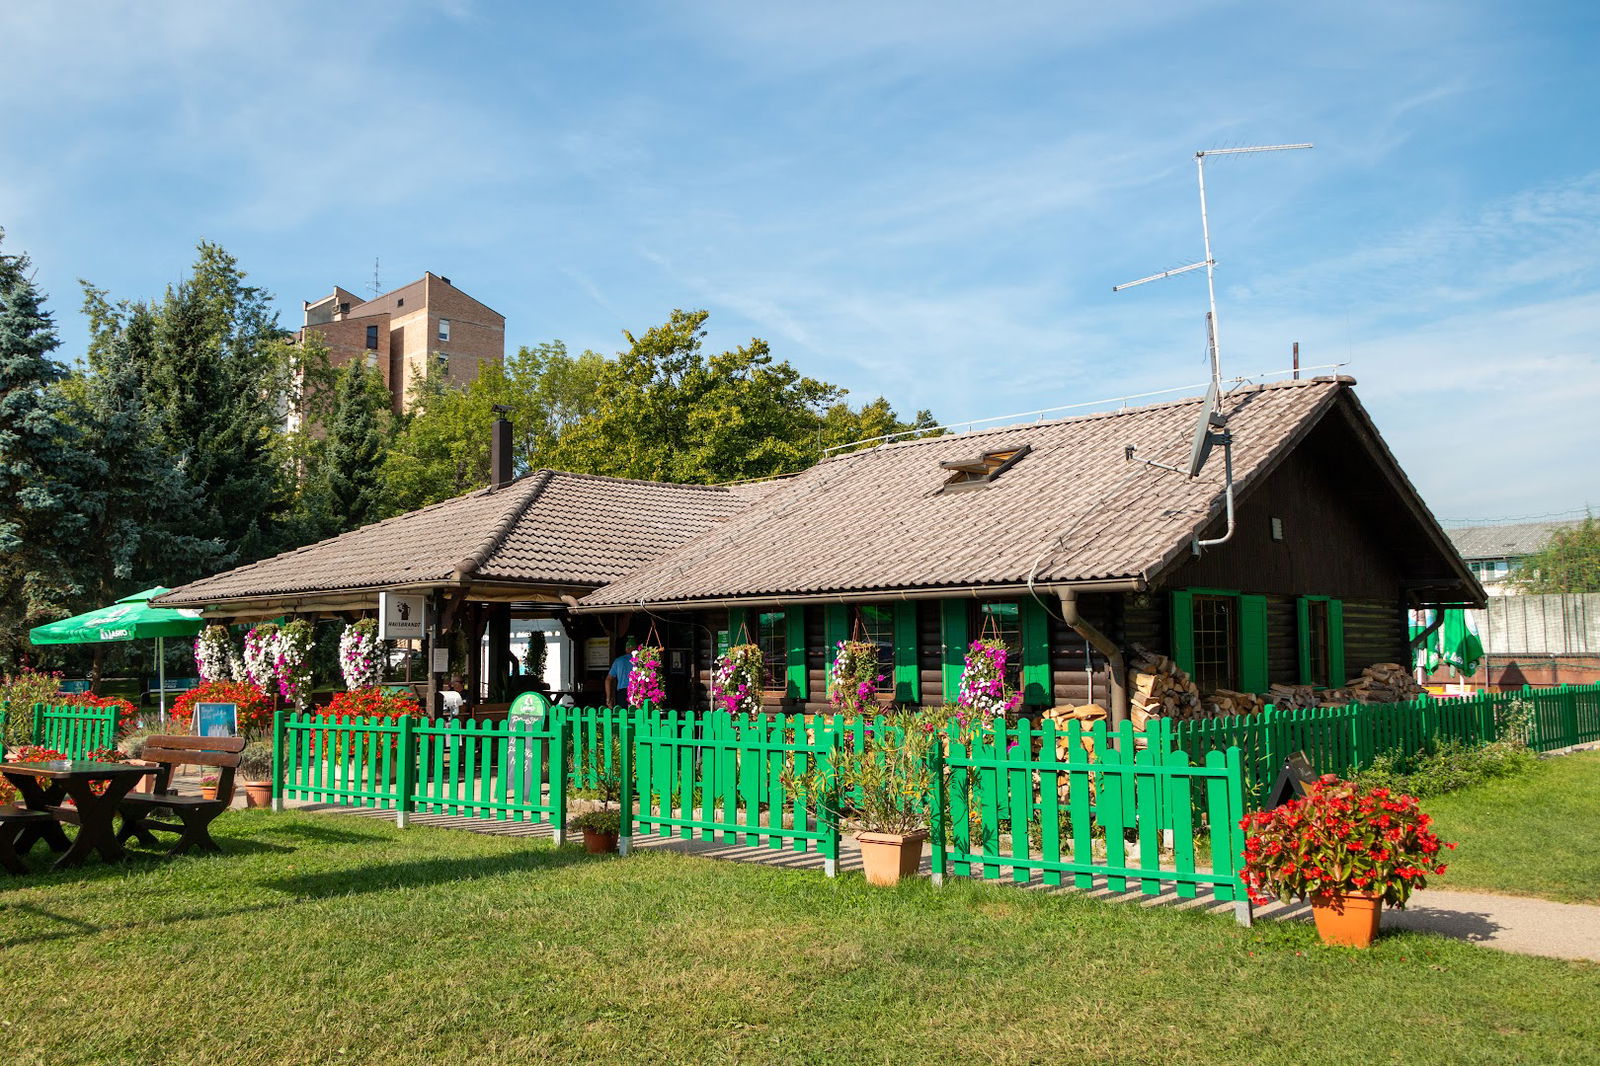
[490, 407, 513, 488]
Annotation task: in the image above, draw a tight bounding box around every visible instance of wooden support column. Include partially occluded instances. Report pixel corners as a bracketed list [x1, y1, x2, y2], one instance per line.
[486, 603, 511, 701]
[465, 602, 488, 704]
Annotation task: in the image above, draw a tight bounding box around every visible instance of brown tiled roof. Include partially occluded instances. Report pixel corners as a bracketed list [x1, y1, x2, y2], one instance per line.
[580, 377, 1359, 607]
[157, 471, 752, 607]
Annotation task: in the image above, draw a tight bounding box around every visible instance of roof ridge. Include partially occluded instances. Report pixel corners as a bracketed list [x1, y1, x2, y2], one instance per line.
[820, 375, 1353, 463]
[537, 468, 739, 492]
[455, 470, 555, 580]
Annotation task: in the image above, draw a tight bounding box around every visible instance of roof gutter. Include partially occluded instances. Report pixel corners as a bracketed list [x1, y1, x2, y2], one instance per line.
[572, 576, 1147, 613]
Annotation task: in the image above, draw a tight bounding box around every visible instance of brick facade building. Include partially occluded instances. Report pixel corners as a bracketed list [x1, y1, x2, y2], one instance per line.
[297, 273, 505, 413]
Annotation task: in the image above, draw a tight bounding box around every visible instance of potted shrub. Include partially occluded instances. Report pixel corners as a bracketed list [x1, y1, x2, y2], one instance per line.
[237, 741, 274, 809]
[1241, 775, 1454, 948]
[570, 808, 622, 854]
[791, 706, 940, 886]
[569, 743, 625, 853]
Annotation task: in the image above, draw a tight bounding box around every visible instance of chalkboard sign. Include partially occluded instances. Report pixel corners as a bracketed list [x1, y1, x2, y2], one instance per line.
[195, 702, 239, 738]
[1265, 751, 1319, 809]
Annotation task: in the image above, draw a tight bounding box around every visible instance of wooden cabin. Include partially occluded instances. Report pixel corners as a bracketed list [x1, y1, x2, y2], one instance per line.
[160, 376, 1482, 724]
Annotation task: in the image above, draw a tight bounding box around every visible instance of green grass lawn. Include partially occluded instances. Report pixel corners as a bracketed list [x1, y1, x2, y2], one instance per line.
[1, 812, 1597, 1065]
[1423, 749, 1600, 904]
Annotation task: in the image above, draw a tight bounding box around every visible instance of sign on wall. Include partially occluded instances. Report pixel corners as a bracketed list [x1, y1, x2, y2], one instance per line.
[195, 702, 239, 738]
[430, 647, 451, 675]
[584, 637, 611, 671]
[378, 592, 426, 640]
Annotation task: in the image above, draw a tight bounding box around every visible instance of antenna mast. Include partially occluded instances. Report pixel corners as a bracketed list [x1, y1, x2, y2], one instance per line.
[1117, 141, 1313, 552]
[371, 257, 381, 297]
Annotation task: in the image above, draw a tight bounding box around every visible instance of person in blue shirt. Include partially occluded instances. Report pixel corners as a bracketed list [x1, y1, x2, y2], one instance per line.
[605, 637, 638, 707]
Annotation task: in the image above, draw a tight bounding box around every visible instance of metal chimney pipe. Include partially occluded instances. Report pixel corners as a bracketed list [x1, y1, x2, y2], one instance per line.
[490, 406, 513, 488]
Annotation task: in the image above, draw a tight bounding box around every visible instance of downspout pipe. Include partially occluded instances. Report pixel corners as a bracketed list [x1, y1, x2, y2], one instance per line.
[1057, 588, 1129, 727]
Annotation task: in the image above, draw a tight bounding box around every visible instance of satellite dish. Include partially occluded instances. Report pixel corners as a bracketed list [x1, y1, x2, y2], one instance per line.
[1186, 378, 1226, 478]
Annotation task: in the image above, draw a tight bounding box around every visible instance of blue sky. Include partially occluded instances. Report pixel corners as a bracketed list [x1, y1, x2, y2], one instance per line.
[2, 0, 1595, 523]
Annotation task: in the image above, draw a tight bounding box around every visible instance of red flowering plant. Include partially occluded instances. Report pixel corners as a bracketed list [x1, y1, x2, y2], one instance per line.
[0, 745, 68, 804]
[171, 680, 274, 737]
[324, 687, 424, 720]
[68, 693, 141, 737]
[1240, 775, 1455, 908]
[318, 687, 423, 762]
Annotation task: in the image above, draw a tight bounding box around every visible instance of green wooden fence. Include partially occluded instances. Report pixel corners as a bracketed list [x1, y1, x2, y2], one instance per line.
[273, 712, 570, 837]
[934, 719, 1250, 915]
[32, 703, 119, 758]
[1171, 684, 1600, 808]
[627, 711, 843, 869]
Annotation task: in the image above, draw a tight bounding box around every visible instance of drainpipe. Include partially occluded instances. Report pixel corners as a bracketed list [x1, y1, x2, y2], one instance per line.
[1057, 588, 1129, 727]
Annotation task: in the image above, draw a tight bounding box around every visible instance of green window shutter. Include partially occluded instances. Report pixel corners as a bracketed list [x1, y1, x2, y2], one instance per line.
[727, 607, 751, 647]
[939, 600, 970, 705]
[1327, 599, 1346, 685]
[893, 601, 920, 703]
[1020, 597, 1051, 706]
[823, 605, 849, 691]
[1296, 597, 1313, 686]
[1169, 590, 1195, 677]
[1239, 593, 1269, 693]
[785, 606, 808, 700]
[715, 629, 729, 662]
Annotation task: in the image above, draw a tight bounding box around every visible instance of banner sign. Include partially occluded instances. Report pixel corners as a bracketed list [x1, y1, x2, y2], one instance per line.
[378, 592, 426, 640]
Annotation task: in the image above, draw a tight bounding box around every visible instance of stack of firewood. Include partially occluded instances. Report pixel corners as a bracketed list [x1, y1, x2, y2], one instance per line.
[1201, 688, 1267, 717]
[1345, 663, 1426, 704]
[1126, 646, 1204, 724]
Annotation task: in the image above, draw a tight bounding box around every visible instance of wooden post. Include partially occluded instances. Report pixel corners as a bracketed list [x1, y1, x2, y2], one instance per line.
[396, 714, 416, 829]
[271, 710, 286, 813]
[618, 717, 634, 856]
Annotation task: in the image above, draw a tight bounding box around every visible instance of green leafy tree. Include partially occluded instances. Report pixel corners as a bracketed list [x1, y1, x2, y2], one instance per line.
[1512, 517, 1600, 593]
[0, 231, 101, 661]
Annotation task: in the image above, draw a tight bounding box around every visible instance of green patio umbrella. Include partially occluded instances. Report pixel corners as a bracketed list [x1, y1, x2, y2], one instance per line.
[29, 587, 205, 717]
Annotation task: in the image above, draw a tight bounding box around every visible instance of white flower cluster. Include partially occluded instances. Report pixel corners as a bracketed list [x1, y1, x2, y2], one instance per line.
[243, 624, 280, 691]
[339, 619, 382, 690]
[193, 625, 233, 683]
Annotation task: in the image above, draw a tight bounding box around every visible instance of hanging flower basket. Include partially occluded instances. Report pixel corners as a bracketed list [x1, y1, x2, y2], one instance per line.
[715, 643, 764, 719]
[194, 625, 234, 683]
[628, 645, 666, 708]
[339, 619, 383, 691]
[829, 639, 885, 717]
[243, 623, 281, 693]
[957, 638, 1021, 721]
[275, 620, 316, 713]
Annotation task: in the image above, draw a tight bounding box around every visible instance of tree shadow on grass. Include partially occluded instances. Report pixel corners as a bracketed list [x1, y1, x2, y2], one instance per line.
[254, 821, 392, 846]
[261, 846, 596, 900]
[1, 845, 603, 949]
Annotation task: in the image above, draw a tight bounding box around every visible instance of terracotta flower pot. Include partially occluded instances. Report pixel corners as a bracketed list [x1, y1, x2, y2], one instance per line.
[583, 829, 619, 854]
[242, 781, 272, 809]
[201, 784, 219, 802]
[856, 830, 928, 886]
[1310, 891, 1383, 948]
[127, 759, 158, 794]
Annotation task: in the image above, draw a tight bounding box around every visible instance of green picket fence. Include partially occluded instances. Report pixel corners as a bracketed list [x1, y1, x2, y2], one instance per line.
[1171, 684, 1600, 808]
[32, 703, 119, 758]
[934, 719, 1249, 907]
[628, 712, 842, 867]
[273, 712, 569, 834]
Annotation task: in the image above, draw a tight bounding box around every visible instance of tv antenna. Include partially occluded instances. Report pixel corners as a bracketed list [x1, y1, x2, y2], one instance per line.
[1118, 142, 1313, 553]
[371, 257, 382, 297]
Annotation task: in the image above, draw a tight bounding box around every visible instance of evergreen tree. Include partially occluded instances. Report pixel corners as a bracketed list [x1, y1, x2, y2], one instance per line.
[68, 323, 230, 599]
[315, 359, 388, 533]
[89, 242, 292, 566]
[0, 230, 101, 660]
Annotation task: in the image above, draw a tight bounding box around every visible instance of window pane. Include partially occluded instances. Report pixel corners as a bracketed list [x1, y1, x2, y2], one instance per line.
[438, 318, 451, 341]
[758, 611, 785, 693]
[1306, 600, 1330, 687]
[1192, 595, 1238, 692]
[978, 600, 1023, 691]
[853, 604, 895, 693]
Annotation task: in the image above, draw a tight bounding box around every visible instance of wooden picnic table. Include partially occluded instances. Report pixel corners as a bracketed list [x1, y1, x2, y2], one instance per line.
[0, 760, 155, 869]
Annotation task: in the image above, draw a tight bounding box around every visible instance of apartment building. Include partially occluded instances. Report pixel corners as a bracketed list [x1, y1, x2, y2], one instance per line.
[297, 272, 506, 412]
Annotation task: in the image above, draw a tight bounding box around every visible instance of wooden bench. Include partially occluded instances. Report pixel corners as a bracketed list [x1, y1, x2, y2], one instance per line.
[117, 736, 246, 855]
[0, 804, 53, 874]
